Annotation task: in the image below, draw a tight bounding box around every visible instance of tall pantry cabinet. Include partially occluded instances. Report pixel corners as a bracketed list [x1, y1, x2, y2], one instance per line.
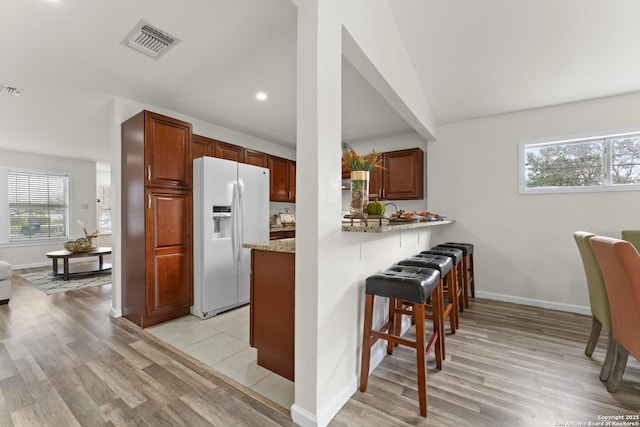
[121, 111, 193, 328]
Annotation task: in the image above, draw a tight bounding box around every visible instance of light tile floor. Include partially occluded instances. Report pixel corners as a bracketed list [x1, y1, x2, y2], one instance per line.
[146, 304, 294, 409]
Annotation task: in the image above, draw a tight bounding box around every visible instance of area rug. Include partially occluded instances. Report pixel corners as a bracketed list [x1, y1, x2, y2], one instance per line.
[18, 270, 112, 295]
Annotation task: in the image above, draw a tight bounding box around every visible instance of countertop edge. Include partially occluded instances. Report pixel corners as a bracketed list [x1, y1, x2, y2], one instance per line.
[243, 238, 295, 253]
[342, 219, 454, 233]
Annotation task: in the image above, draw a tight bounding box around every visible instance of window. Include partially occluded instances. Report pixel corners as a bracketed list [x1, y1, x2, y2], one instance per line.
[97, 185, 111, 233]
[8, 170, 69, 241]
[519, 130, 640, 194]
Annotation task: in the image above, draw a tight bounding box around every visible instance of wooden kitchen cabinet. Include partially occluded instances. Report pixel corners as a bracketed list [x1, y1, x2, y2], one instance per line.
[342, 147, 423, 200]
[245, 149, 268, 168]
[269, 230, 296, 240]
[121, 110, 193, 328]
[214, 140, 244, 162]
[250, 249, 295, 381]
[143, 112, 192, 190]
[382, 148, 424, 200]
[192, 134, 214, 160]
[145, 189, 193, 321]
[289, 160, 296, 201]
[268, 155, 296, 202]
[369, 166, 383, 200]
[193, 134, 268, 168]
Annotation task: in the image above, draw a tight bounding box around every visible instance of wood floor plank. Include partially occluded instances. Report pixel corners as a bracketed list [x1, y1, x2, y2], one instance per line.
[3, 266, 639, 426]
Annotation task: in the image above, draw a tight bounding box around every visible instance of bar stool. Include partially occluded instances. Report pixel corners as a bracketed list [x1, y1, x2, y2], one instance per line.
[384, 264, 445, 368]
[421, 247, 465, 311]
[397, 254, 458, 335]
[440, 242, 475, 302]
[360, 266, 441, 417]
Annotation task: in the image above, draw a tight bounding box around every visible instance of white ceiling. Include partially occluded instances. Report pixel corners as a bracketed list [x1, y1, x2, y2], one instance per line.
[1, 0, 640, 163]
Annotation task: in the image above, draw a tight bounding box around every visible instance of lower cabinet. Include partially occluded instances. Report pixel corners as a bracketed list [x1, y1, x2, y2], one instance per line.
[122, 189, 193, 328]
[269, 230, 296, 240]
[250, 249, 295, 381]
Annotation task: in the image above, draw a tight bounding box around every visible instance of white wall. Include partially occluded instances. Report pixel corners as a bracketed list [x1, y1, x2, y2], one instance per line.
[428, 91, 640, 313]
[0, 149, 97, 268]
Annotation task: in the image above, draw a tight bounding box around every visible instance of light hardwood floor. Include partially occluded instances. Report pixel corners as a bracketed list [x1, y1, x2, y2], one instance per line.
[2, 268, 639, 426]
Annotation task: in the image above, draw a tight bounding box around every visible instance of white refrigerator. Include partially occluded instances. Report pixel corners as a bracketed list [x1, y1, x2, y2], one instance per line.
[192, 156, 269, 318]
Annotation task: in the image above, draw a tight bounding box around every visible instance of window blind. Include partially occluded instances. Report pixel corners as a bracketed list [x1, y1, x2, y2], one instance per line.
[8, 170, 69, 241]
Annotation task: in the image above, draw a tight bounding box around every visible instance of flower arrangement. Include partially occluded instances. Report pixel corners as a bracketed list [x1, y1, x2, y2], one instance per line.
[342, 149, 384, 172]
[342, 149, 384, 215]
[77, 220, 99, 239]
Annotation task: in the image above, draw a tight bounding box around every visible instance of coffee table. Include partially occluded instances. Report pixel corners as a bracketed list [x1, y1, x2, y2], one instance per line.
[46, 247, 112, 281]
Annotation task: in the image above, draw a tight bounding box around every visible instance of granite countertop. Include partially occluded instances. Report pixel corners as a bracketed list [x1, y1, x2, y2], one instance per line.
[342, 219, 454, 233]
[244, 238, 295, 253]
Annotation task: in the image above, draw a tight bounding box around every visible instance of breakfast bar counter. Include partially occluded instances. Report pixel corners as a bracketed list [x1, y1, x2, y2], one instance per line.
[342, 219, 454, 233]
[243, 238, 295, 253]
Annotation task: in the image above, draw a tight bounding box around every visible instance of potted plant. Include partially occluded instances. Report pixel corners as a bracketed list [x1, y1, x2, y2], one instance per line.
[342, 149, 384, 215]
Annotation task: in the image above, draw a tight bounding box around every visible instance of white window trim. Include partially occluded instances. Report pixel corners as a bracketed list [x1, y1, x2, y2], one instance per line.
[0, 167, 72, 246]
[519, 127, 640, 195]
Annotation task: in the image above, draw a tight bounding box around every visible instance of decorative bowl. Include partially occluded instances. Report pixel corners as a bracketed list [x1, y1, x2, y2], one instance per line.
[63, 238, 94, 253]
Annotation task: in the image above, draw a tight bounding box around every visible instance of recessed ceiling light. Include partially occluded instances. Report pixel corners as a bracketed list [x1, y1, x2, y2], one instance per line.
[256, 92, 267, 101]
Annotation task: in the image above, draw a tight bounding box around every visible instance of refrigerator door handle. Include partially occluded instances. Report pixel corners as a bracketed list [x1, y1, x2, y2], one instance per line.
[237, 182, 245, 261]
[231, 183, 240, 262]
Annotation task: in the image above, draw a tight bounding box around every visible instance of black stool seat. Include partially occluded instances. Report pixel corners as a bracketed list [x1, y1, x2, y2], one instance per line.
[420, 247, 465, 318]
[420, 247, 463, 264]
[366, 267, 440, 304]
[397, 254, 458, 331]
[360, 266, 444, 417]
[440, 242, 473, 255]
[439, 242, 475, 302]
[397, 254, 453, 275]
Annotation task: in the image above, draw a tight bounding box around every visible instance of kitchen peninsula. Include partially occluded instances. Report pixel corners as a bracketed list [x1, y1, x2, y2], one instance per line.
[243, 238, 295, 381]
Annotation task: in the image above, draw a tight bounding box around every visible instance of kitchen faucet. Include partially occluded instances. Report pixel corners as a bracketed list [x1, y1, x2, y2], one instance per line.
[384, 202, 400, 215]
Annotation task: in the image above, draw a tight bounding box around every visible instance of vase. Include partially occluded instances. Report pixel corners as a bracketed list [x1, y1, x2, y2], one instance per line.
[350, 170, 370, 215]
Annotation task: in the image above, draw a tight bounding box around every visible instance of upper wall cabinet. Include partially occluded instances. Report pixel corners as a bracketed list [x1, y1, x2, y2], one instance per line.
[245, 149, 269, 168]
[268, 155, 296, 202]
[215, 140, 244, 163]
[192, 134, 214, 160]
[192, 134, 269, 168]
[382, 148, 424, 200]
[143, 111, 193, 190]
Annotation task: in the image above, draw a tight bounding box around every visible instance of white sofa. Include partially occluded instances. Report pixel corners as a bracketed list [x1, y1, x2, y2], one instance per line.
[0, 260, 12, 304]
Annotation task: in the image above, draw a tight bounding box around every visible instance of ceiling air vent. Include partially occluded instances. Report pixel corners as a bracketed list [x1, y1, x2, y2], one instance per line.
[0, 85, 22, 96]
[122, 20, 180, 59]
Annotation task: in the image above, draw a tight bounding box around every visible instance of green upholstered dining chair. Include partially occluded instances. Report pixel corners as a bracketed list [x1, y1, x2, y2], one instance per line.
[622, 230, 640, 252]
[589, 236, 640, 392]
[573, 232, 615, 381]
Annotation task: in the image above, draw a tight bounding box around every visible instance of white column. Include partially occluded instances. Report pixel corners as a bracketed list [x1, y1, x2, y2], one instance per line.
[292, 0, 343, 425]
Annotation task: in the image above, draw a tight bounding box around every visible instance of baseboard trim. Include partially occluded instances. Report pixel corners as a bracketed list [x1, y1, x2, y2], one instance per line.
[475, 291, 591, 315]
[290, 327, 392, 426]
[291, 377, 357, 427]
[12, 261, 50, 270]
